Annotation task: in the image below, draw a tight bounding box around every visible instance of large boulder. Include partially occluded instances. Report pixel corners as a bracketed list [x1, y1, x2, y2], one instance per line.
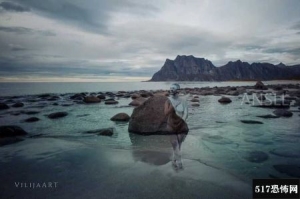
[83, 96, 101, 103]
[0, 126, 28, 137]
[128, 95, 188, 135]
[111, 113, 130, 122]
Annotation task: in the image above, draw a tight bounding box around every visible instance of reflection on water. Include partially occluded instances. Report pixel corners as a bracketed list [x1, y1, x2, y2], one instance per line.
[129, 132, 188, 170]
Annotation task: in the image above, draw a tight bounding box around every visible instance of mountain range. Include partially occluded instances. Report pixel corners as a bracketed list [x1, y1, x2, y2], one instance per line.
[150, 55, 300, 81]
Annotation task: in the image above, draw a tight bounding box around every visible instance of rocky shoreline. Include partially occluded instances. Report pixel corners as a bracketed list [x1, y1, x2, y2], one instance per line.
[0, 81, 300, 145]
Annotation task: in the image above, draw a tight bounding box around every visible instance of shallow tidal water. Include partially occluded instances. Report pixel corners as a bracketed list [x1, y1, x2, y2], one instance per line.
[0, 83, 300, 199]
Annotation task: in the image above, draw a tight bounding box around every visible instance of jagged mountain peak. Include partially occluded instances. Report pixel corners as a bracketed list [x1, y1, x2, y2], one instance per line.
[150, 55, 300, 81]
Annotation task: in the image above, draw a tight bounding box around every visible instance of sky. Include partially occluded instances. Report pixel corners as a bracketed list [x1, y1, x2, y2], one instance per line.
[0, 0, 300, 82]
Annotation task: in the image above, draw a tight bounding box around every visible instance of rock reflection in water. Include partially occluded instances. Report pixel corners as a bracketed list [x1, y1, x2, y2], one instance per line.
[129, 132, 188, 170]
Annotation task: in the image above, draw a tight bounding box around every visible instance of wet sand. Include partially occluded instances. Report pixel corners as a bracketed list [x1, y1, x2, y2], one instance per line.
[0, 138, 251, 199]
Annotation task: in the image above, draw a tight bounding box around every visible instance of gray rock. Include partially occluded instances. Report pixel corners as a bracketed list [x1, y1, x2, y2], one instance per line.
[83, 128, 113, 136]
[105, 100, 118, 105]
[256, 114, 280, 119]
[273, 109, 293, 117]
[218, 96, 232, 104]
[48, 112, 68, 119]
[240, 120, 263, 124]
[110, 113, 130, 122]
[83, 96, 101, 103]
[24, 117, 40, 123]
[0, 103, 9, 110]
[12, 102, 24, 108]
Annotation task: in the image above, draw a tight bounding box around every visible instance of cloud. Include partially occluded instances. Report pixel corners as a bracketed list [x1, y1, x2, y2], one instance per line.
[0, 1, 30, 12]
[0, 26, 56, 36]
[9, 0, 159, 34]
[9, 44, 27, 51]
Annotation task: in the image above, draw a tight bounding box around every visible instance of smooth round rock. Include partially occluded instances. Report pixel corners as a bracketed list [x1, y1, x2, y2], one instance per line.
[24, 117, 40, 123]
[218, 96, 232, 104]
[110, 113, 130, 122]
[48, 112, 68, 119]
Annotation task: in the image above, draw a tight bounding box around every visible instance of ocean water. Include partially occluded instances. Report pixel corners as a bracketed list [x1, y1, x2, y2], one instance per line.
[0, 80, 299, 96]
[0, 81, 299, 199]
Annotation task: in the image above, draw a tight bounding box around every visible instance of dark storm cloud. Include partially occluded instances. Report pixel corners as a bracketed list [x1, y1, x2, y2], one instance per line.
[0, 26, 56, 36]
[10, 0, 159, 34]
[0, 1, 30, 12]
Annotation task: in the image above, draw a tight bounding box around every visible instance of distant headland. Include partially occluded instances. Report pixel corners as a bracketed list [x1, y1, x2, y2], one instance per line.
[149, 55, 300, 81]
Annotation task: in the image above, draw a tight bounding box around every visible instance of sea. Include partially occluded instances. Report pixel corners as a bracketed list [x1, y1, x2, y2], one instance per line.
[0, 80, 298, 96]
[0, 80, 299, 199]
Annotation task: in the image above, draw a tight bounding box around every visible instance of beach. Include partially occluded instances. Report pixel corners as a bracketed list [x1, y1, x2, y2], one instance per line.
[0, 81, 300, 199]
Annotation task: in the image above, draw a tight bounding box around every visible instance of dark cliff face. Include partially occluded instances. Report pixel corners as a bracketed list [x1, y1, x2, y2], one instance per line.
[150, 55, 300, 81]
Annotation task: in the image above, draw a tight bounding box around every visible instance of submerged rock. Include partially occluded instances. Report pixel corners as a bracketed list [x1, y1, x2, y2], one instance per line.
[23, 117, 40, 123]
[273, 165, 300, 178]
[110, 113, 130, 122]
[270, 148, 300, 158]
[218, 96, 232, 104]
[240, 120, 263, 124]
[0, 103, 9, 110]
[48, 112, 68, 119]
[105, 100, 118, 105]
[0, 137, 24, 146]
[244, 151, 269, 163]
[273, 109, 293, 117]
[0, 126, 28, 137]
[83, 128, 114, 136]
[202, 134, 233, 145]
[12, 102, 24, 108]
[256, 114, 280, 119]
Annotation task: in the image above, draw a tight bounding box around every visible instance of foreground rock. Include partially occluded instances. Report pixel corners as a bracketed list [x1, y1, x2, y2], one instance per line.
[240, 120, 263, 124]
[110, 113, 130, 122]
[48, 112, 68, 119]
[83, 96, 101, 103]
[218, 96, 232, 104]
[0, 126, 28, 137]
[128, 95, 188, 135]
[273, 109, 293, 117]
[0, 137, 24, 146]
[83, 128, 114, 136]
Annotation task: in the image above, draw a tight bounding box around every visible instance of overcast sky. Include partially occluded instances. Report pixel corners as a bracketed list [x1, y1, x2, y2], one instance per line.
[0, 0, 300, 82]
